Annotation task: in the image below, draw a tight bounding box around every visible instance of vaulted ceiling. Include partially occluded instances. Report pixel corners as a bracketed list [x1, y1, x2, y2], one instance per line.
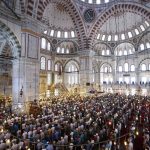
[15, 0, 150, 50]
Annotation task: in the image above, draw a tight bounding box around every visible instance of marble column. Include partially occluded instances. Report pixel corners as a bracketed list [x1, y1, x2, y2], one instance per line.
[78, 50, 95, 92]
[12, 58, 39, 110]
[12, 59, 24, 109]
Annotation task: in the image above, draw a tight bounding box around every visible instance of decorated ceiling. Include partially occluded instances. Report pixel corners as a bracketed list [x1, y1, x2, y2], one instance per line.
[8, 0, 150, 49]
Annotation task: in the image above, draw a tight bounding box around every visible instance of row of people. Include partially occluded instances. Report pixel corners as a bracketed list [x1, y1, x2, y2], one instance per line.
[0, 94, 149, 150]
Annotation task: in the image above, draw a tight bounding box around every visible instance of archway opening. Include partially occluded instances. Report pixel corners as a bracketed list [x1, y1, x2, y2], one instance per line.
[64, 60, 79, 93]
[0, 21, 21, 109]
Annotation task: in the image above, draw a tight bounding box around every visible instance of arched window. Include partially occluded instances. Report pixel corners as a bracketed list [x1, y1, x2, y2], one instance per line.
[128, 32, 132, 38]
[69, 66, 72, 72]
[71, 31, 75, 38]
[71, 65, 75, 72]
[124, 63, 129, 72]
[105, 0, 109, 3]
[47, 42, 51, 51]
[57, 31, 61, 38]
[119, 51, 122, 56]
[40, 57, 46, 70]
[114, 35, 118, 41]
[89, 0, 92, 3]
[145, 21, 149, 27]
[96, 0, 101, 4]
[102, 35, 105, 41]
[61, 48, 65, 53]
[140, 25, 145, 31]
[140, 44, 145, 51]
[64, 32, 68, 38]
[135, 29, 139, 35]
[149, 64, 150, 70]
[48, 60, 51, 71]
[146, 42, 150, 49]
[97, 34, 100, 39]
[109, 67, 112, 72]
[41, 38, 46, 49]
[57, 47, 60, 53]
[118, 66, 122, 72]
[50, 30, 54, 36]
[141, 64, 146, 71]
[106, 50, 110, 55]
[100, 64, 113, 84]
[130, 65, 135, 72]
[108, 35, 111, 41]
[104, 67, 108, 73]
[124, 50, 127, 55]
[66, 63, 78, 85]
[66, 49, 69, 54]
[129, 49, 132, 54]
[121, 34, 125, 40]
[102, 50, 105, 55]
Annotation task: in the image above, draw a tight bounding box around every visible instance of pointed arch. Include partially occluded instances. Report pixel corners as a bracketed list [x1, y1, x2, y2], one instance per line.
[0, 20, 21, 57]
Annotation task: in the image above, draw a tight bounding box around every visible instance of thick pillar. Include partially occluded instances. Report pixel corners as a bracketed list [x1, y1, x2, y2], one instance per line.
[12, 59, 24, 108]
[12, 28, 40, 110]
[78, 50, 95, 92]
[12, 58, 39, 109]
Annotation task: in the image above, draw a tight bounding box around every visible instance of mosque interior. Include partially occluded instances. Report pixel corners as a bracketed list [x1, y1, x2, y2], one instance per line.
[0, 0, 150, 149]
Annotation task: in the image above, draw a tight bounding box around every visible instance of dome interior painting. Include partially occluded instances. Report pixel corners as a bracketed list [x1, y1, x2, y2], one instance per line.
[43, 3, 75, 30]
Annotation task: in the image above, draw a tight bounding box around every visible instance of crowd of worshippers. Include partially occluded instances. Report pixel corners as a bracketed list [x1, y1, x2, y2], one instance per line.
[0, 94, 150, 150]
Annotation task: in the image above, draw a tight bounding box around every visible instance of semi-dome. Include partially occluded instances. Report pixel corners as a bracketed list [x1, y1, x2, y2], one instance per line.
[97, 12, 150, 41]
[43, 3, 75, 30]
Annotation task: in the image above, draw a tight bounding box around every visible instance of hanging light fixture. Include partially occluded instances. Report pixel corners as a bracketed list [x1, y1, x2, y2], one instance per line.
[115, 1, 123, 93]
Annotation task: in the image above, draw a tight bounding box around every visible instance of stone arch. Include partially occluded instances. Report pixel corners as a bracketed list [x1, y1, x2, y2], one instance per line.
[56, 40, 79, 53]
[89, 2, 150, 49]
[138, 58, 150, 69]
[114, 42, 135, 56]
[93, 42, 112, 55]
[0, 20, 21, 58]
[114, 41, 135, 50]
[137, 31, 150, 50]
[99, 62, 113, 72]
[26, 0, 86, 50]
[64, 59, 80, 70]
[56, 40, 79, 50]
